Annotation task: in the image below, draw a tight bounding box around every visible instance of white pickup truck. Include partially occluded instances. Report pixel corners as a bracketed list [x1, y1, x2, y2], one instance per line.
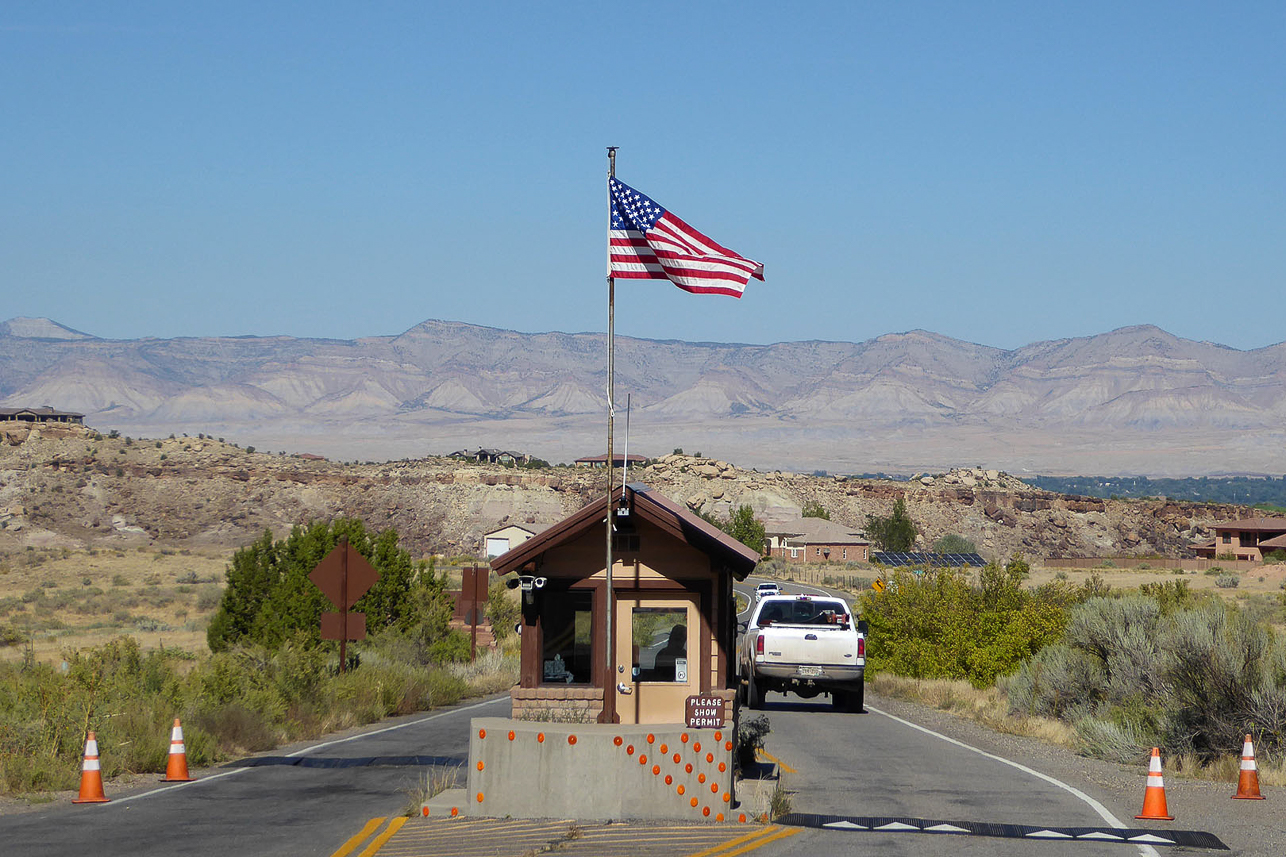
[738, 593, 867, 712]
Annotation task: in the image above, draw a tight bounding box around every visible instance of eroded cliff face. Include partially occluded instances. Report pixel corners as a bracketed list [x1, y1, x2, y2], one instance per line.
[0, 426, 1230, 560]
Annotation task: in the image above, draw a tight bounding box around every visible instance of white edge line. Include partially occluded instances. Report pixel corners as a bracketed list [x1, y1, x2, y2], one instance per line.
[100, 696, 509, 806]
[866, 704, 1161, 857]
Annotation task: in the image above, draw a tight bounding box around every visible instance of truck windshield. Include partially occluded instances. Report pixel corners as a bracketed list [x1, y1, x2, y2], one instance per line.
[758, 599, 849, 626]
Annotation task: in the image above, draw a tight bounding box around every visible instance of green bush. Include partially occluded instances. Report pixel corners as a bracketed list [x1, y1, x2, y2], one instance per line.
[1216, 574, 1240, 589]
[858, 556, 1074, 687]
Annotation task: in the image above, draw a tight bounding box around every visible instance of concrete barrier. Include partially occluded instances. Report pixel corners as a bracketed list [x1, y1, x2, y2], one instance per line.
[467, 718, 736, 821]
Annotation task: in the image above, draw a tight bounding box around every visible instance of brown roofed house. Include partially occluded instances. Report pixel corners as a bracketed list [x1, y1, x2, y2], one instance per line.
[1192, 517, 1286, 561]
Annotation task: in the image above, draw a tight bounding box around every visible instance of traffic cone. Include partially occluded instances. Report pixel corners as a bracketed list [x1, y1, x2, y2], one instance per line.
[1135, 747, 1174, 820]
[72, 732, 109, 804]
[162, 718, 194, 782]
[1232, 734, 1265, 800]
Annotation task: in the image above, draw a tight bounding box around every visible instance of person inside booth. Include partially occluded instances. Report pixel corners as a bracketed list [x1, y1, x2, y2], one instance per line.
[653, 624, 687, 681]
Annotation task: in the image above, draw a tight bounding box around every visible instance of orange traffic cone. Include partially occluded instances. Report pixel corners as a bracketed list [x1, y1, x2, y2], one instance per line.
[1233, 734, 1265, 800]
[1136, 747, 1174, 820]
[72, 732, 109, 804]
[162, 718, 194, 782]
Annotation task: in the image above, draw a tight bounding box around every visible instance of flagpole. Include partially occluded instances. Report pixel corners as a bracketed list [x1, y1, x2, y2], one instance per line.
[601, 146, 620, 724]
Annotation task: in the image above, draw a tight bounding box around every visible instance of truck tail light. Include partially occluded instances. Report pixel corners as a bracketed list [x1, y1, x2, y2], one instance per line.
[857, 637, 865, 658]
[755, 634, 764, 656]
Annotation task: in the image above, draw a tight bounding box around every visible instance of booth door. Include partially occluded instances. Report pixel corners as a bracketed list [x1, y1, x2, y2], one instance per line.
[615, 595, 700, 724]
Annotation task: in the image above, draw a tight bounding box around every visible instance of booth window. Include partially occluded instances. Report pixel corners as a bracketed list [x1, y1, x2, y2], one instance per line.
[631, 607, 687, 683]
[541, 590, 593, 684]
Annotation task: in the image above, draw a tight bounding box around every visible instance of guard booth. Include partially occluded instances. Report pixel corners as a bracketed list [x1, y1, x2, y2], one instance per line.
[455, 484, 759, 821]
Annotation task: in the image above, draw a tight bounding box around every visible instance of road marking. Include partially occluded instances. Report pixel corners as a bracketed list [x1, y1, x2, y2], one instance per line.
[755, 749, 796, 774]
[781, 814, 1226, 850]
[331, 817, 387, 857]
[684, 826, 779, 857]
[355, 816, 406, 856]
[97, 696, 510, 806]
[708, 825, 800, 856]
[866, 703, 1163, 857]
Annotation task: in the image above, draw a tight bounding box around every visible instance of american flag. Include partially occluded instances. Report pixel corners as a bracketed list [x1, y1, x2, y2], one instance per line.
[609, 177, 764, 298]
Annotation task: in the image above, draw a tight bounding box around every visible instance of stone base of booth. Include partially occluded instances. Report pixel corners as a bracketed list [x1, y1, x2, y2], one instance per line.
[510, 686, 605, 722]
[466, 717, 737, 821]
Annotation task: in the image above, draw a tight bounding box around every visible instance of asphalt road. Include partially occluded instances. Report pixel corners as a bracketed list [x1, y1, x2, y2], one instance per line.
[0, 695, 511, 857]
[749, 690, 1171, 857]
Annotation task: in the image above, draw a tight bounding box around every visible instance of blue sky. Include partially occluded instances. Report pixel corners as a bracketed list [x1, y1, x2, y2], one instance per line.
[2, 2, 1282, 350]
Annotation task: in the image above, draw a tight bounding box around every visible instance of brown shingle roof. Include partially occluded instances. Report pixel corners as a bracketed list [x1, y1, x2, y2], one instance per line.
[1214, 517, 1286, 533]
[490, 483, 759, 579]
[766, 517, 869, 545]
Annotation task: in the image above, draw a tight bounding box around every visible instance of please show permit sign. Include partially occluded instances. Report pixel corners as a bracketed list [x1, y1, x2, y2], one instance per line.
[685, 693, 725, 728]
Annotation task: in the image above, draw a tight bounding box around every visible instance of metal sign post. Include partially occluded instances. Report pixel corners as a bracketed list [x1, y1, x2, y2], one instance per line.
[309, 539, 380, 673]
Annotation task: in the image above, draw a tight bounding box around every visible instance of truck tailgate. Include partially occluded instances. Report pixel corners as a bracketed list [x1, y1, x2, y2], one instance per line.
[760, 625, 855, 665]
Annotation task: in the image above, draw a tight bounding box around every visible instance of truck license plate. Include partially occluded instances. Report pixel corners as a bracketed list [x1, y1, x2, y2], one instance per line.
[796, 666, 823, 677]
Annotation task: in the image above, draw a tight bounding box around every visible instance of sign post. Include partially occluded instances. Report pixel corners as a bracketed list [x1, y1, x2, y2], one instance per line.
[461, 566, 489, 661]
[309, 539, 380, 673]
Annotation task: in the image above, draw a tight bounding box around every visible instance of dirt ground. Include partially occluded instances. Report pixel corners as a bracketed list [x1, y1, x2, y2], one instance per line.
[0, 546, 232, 664]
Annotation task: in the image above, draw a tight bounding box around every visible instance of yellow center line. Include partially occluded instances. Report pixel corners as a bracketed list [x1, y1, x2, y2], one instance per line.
[712, 826, 801, 857]
[684, 825, 781, 857]
[756, 749, 797, 774]
[330, 817, 386, 857]
[355, 816, 407, 857]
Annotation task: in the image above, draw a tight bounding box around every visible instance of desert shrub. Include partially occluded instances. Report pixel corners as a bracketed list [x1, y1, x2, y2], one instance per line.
[1216, 575, 1240, 589]
[1137, 580, 1197, 614]
[755, 556, 791, 578]
[1006, 594, 1286, 763]
[1162, 603, 1278, 756]
[1204, 566, 1224, 575]
[736, 713, 771, 768]
[486, 581, 519, 643]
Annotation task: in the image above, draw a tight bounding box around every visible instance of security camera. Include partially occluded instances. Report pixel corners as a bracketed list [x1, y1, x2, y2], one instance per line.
[534, 577, 547, 589]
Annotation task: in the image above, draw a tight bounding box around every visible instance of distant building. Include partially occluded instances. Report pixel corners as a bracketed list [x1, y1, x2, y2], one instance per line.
[0, 406, 84, 425]
[573, 453, 648, 468]
[483, 524, 537, 558]
[765, 517, 870, 563]
[1192, 517, 1286, 561]
[449, 448, 531, 465]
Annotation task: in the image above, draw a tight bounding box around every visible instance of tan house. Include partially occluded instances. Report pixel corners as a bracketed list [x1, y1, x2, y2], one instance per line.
[766, 517, 871, 563]
[482, 524, 536, 558]
[1192, 517, 1286, 561]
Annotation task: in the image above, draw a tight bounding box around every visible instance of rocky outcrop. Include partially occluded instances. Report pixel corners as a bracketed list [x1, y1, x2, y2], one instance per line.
[0, 430, 1238, 561]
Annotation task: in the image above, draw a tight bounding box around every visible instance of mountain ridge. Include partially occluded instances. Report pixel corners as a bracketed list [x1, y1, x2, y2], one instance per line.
[3, 317, 1285, 477]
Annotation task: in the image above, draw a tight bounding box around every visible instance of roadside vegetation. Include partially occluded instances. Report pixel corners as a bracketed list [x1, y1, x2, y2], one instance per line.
[0, 520, 518, 798]
[858, 556, 1286, 783]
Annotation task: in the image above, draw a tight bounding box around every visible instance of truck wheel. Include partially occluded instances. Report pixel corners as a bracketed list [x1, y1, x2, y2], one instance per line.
[748, 671, 765, 709]
[830, 690, 848, 711]
[849, 681, 865, 713]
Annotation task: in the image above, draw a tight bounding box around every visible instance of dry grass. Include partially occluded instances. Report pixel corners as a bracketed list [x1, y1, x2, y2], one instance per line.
[400, 766, 461, 816]
[0, 547, 231, 663]
[871, 673, 1076, 748]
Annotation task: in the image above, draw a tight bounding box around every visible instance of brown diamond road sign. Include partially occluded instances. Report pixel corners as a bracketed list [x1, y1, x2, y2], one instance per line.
[309, 542, 380, 610]
[309, 541, 380, 671]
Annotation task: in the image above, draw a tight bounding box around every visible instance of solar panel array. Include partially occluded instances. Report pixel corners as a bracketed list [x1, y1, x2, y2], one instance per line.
[871, 552, 987, 568]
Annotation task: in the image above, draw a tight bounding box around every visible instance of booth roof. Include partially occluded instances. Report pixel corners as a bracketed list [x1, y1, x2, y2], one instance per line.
[489, 483, 759, 580]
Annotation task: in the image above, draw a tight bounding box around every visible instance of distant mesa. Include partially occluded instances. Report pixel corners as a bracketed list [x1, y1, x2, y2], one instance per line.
[5, 317, 1286, 476]
[0, 317, 96, 340]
